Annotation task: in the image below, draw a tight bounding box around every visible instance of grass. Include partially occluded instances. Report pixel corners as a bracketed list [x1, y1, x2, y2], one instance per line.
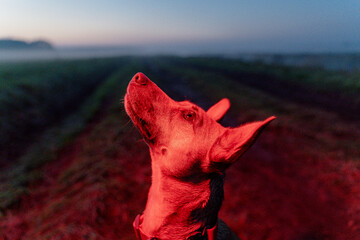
[0, 58, 127, 162]
[1, 58, 149, 239]
[0, 56, 359, 239]
[170, 56, 360, 95]
[0, 58, 142, 210]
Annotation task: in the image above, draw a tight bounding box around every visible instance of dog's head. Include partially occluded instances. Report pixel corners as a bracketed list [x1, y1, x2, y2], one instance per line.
[125, 73, 275, 178]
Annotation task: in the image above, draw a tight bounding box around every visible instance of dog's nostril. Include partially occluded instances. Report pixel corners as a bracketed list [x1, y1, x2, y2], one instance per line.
[134, 73, 147, 85]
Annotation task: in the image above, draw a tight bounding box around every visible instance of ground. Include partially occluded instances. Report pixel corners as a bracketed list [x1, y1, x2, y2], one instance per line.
[0, 57, 359, 240]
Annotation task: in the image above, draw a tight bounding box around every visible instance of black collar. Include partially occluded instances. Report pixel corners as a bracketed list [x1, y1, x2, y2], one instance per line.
[133, 214, 218, 240]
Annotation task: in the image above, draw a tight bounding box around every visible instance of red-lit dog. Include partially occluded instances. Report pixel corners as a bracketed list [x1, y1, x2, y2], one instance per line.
[125, 73, 275, 240]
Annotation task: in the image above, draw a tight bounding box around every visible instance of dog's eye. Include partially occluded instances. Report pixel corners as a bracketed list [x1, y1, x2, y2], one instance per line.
[183, 111, 196, 121]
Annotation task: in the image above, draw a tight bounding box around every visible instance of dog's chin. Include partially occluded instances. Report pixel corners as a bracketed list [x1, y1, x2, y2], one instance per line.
[125, 94, 156, 143]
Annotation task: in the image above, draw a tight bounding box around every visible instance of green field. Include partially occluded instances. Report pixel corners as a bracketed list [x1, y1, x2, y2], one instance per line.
[0, 56, 359, 239]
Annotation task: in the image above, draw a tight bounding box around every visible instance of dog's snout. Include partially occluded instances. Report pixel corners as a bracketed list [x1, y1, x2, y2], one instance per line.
[133, 72, 148, 85]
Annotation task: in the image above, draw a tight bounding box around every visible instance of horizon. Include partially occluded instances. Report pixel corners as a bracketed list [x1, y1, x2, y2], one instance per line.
[2, 38, 360, 56]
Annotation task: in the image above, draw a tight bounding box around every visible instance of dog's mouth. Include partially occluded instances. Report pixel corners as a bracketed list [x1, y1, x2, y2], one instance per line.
[125, 94, 156, 142]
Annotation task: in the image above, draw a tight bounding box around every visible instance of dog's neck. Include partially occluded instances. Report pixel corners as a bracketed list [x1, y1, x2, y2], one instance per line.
[141, 154, 224, 239]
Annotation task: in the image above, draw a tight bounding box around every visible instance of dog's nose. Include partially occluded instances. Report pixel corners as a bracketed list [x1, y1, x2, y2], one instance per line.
[133, 72, 148, 85]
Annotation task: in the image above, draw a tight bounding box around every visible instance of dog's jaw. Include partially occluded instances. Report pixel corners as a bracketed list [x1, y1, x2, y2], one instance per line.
[125, 93, 156, 143]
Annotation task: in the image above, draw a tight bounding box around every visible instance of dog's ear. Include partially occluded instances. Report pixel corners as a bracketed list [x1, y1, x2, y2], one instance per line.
[207, 116, 276, 172]
[206, 98, 231, 122]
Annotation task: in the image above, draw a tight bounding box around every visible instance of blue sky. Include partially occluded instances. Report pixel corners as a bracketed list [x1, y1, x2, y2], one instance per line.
[0, 0, 359, 53]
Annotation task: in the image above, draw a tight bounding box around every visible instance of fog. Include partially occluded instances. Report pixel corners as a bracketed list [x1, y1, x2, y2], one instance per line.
[1, 44, 359, 72]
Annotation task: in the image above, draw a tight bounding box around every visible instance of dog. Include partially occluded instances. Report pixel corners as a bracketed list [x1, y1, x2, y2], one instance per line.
[125, 72, 275, 240]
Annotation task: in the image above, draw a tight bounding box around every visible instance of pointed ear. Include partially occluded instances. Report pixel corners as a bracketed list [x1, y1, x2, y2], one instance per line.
[207, 116, 276, 172]
[206, 98, 231, 122]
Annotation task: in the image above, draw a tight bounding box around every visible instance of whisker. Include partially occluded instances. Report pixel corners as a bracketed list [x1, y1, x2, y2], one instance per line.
[136, 138, 145, 143]
[121, 119, 132, 128]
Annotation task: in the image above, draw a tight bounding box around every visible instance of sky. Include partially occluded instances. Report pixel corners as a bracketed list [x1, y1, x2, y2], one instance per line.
[0, 0, 359, 53]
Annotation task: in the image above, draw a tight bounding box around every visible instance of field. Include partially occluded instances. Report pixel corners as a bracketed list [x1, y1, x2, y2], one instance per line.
[0, 56, 359, 240]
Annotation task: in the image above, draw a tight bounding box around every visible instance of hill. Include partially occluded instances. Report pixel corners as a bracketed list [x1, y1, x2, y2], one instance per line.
[0, 38, 53, 50]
